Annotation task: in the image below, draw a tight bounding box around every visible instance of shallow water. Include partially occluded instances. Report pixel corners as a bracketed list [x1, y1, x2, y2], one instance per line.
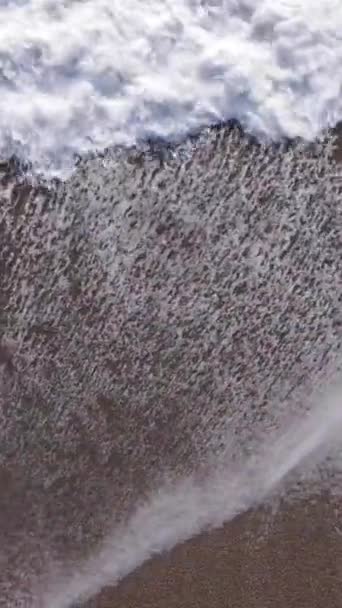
[0, 123, 341, 605]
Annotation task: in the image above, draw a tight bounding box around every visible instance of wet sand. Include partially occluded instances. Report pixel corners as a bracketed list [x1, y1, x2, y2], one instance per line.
[88, 491, 342, 608]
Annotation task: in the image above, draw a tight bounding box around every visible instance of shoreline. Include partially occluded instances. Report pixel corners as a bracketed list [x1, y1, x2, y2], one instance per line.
[87, 490, 342, 608]
[1, 119, 342, 187]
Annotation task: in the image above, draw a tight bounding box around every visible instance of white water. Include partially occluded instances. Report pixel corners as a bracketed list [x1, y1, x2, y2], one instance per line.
[41, 386, 342, 608]
[0, 0, 342, 175]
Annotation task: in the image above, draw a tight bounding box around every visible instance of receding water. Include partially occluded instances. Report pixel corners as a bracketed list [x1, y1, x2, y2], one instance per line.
[0, 124, 341, 605]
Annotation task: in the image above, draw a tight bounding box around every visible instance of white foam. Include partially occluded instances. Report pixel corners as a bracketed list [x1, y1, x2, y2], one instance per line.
[41, 386, 342, 608]
[0, 0, 342, 175]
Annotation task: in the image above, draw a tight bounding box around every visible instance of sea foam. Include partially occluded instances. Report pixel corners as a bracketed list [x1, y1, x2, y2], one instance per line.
[0, 0, 342, 175]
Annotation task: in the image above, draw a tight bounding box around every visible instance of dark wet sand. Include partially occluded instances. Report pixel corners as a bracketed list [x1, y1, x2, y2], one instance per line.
[88, 492, 342, 608]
